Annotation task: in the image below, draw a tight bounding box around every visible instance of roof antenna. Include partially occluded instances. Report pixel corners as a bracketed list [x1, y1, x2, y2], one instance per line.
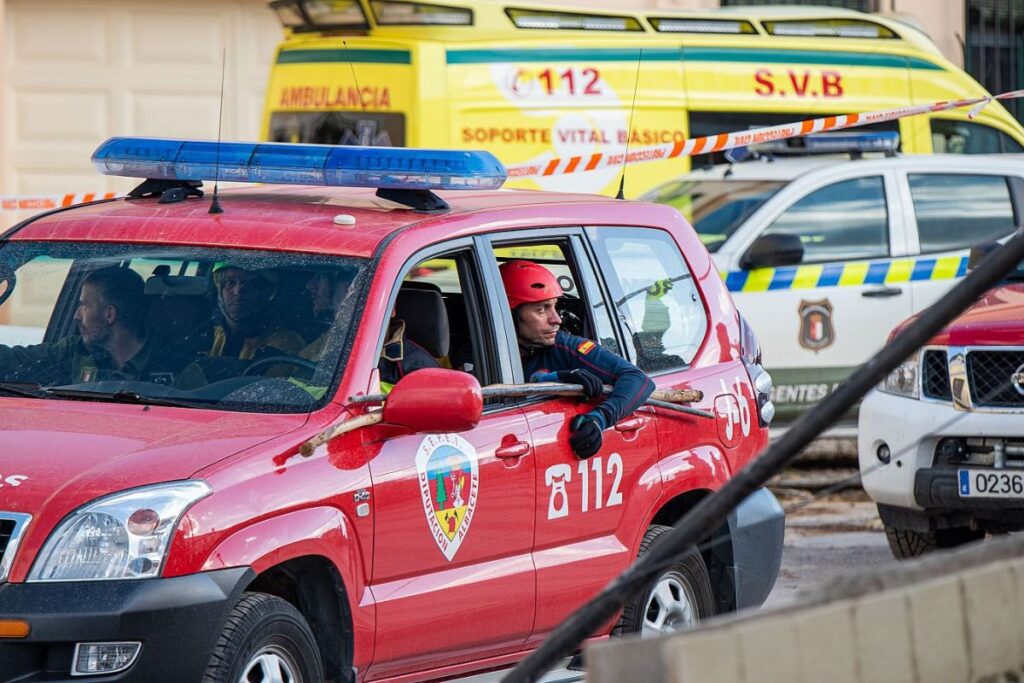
[209, 48, 227, 215]
[616, 47, 643, 200]
[343, 40, 367, 118]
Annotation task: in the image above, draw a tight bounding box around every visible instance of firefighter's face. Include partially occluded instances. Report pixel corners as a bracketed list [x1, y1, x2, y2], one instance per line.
[515, 298, 561, 347]
[74, 283, 114, 348]
[217, 268, 266, 325]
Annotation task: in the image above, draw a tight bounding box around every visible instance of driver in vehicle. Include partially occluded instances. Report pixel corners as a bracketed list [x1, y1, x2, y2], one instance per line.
[500, 260, 656, 460]
[0, 266, 189, 386]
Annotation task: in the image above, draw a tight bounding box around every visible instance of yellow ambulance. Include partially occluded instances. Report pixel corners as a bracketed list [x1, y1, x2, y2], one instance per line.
[262, 0, 1024, 197]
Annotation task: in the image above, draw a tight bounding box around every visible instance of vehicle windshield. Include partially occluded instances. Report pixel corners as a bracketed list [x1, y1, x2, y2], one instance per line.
[643, 179, 787, 252]
[0, 242, 367, 413]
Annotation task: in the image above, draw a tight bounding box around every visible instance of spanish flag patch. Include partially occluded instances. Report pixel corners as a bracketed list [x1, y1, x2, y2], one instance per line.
[577, 340, 596, 355]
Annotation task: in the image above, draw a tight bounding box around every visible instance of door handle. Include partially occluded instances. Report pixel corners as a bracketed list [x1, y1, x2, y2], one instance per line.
[861, 286, 903, 298]
[495, 441, 531, 459]
[614, 416, 648, 433]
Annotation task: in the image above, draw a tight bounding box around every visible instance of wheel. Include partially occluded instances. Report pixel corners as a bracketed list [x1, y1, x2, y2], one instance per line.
[203, 592, 323, 683]
[883, 522, 985, 561]
[614, 525, 715, 638]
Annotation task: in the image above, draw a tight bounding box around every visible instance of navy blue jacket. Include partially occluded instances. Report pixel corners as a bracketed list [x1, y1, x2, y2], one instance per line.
[522, 331, 655, 426]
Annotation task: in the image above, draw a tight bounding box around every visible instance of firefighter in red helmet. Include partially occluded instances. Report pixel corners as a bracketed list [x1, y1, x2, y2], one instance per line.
[499, 260, 654, 459]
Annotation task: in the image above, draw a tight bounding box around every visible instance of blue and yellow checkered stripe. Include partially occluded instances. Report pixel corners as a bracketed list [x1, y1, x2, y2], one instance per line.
[723, 255, 968, 293]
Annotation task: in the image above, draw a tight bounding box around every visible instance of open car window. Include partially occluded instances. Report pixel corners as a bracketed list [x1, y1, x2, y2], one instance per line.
[0, 242, 367, 413]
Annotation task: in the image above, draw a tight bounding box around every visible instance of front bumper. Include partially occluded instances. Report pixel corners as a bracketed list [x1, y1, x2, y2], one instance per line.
[715, 487, 785, 612]
[0, 567, 252, 682]
[858, 389, 1024, 509]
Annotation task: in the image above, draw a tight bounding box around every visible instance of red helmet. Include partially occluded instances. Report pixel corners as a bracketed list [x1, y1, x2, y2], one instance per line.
[499, 260, 564, 309]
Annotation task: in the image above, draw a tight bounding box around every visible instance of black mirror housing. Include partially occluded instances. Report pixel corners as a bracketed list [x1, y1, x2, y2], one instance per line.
[740, 233, 805, 270]
[967, 240, 1001, 272]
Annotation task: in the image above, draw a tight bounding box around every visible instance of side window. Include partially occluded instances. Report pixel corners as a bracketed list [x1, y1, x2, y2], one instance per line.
[398, 250, 487, 383]
[931, 118, 1024, 154]
[908, 174, 1017, 253]
[764, 176, 888, 264]
[586, 227, 707, 373]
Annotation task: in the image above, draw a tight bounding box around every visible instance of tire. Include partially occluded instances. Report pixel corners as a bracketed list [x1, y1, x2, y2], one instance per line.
[883, 523, 985, 561]
[203, 592, 324, 683]
[613, 525, 715, 638]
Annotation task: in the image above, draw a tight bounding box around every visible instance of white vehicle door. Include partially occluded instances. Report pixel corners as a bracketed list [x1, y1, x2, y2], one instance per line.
[722, 171, 913, 422]
[899, 170, 1022, 314]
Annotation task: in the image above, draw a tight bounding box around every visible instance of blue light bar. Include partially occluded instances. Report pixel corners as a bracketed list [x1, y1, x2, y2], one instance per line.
[91, 137, 507, 191]
[751, 131, 900, 155]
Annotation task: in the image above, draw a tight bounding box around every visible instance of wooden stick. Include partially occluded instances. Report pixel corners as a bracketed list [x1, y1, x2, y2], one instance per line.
[306, 384, 713, 457]
[348, 383, 703, 406]
[300, 412, 382, 457]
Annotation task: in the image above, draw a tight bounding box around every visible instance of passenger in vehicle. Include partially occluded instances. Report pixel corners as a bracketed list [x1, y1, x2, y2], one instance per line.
[209, 262, 305, 360]
[0, 266, 191, 386]
[500, 260, 655, 460]
[297, 271, 439, 393]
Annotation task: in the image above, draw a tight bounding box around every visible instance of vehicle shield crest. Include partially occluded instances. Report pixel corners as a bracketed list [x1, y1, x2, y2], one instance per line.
[798, 298, 835, 352]
[416, 434, 480, 561]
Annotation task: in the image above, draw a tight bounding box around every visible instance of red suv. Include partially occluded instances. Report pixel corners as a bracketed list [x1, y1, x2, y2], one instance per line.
[0, 139, 782, 682]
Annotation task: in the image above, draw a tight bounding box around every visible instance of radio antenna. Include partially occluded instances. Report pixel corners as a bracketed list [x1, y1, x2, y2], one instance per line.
[616, 47, 643, 200]
[343, 40, 365, 112]
[209, 48, 227, 214]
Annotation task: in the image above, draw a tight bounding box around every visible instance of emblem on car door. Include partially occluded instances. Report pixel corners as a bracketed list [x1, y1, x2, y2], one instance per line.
[415, 434, 480, 561]
[798, 298, 835, 352]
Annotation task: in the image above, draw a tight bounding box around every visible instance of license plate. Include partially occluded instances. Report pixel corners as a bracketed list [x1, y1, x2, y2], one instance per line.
[958, 469, 1024, 498]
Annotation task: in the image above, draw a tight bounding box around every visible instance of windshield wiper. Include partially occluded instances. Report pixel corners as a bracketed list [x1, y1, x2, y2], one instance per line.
[0, 381, 50, 399]
[46, 388, 195, 408]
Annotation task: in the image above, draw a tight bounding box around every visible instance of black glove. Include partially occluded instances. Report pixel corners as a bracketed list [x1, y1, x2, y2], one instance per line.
[557, 368, 604, 399]
[570, 413, 605, 460]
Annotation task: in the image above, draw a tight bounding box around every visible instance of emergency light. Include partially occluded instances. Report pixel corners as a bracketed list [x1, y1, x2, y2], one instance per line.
[751, 131, 900, 155]
[91, 137, 507, 191]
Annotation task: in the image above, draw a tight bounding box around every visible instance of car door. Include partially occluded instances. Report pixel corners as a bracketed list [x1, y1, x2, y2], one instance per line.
[481, 230, 662, 646]
[725, 172, 914, 422]
[365, 244, 536, 679]
[900, 170, 1022, 314]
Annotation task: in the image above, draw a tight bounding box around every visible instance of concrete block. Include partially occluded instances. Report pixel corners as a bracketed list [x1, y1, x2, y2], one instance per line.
[663, 628, 741, 683]
[794, 601, 859, 683]
[908, 574, 969, 683]
[586, 634, 666, 683]
[853, 588, 915, 683]
[735, 614, 803, 683]
[962, 561, 1022, 677]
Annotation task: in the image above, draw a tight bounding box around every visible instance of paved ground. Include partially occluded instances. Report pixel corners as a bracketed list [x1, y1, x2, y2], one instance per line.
[462, 478, 893, 682]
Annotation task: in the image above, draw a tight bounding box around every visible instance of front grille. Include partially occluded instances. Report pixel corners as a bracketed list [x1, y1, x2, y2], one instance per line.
[0, 519, 16, 580]
[968, 350, 1024, 407]
[922, 350, 951, 400]
[0, 514, 31, 583]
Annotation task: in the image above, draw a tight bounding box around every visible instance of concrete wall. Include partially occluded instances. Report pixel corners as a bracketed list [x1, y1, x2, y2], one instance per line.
[586, 534, 1024, 683]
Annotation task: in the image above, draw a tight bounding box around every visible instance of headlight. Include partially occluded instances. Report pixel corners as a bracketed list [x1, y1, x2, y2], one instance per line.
[879, 352, 920, 399]
[28, 481, 210, 582]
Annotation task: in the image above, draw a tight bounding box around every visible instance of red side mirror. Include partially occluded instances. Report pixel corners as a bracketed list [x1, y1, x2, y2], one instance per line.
[383, 368, 483, 433]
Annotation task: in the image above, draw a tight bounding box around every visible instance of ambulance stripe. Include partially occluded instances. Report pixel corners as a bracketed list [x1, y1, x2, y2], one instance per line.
[724, 255, 972, 292]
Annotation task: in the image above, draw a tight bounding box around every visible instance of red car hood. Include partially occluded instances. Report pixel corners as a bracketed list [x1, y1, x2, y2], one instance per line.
[895, 283, 1024, 346]
[0, 399, 306, 518]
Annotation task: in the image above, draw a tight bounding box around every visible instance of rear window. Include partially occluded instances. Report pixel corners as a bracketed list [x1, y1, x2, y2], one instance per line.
[908, 174, 1017, 253]
[586, 227, 706, 372]
[643, 179, 786, 252]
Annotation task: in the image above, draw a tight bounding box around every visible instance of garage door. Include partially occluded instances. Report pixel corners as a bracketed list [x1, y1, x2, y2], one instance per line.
[2, 0, 280, 207]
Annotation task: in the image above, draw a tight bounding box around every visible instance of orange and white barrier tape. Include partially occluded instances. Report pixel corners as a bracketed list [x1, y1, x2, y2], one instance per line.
[506, 88, 1024, 179]
[1, 193, 117, 211]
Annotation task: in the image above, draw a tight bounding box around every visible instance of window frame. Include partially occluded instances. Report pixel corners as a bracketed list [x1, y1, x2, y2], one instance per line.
[376, 238, 512, 406]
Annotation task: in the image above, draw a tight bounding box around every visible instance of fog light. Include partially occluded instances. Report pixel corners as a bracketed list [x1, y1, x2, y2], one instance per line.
[877, 443, 891, 464]
[72, 642, 141, 676]
[937, 438, 967, 463]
